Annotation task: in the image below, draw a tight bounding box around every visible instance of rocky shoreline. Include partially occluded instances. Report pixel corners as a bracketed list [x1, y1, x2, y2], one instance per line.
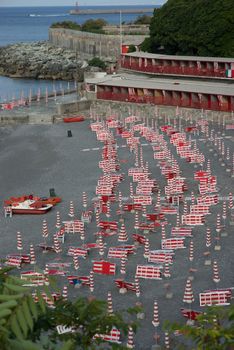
[0, 41, 90, 81]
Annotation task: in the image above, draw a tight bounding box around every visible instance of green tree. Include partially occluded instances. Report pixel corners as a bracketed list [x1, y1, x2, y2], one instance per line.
[50, 21, 81, 30]
[81, 19, 107, 34]
[0, 267, 140, 349]
[127, 45, 137, 53]
[0, 266, 50, 350]
[165, 304, 234, 350]
[35, 297, 141, 349]
[141, 0, 234, 57]
[134, 14, 152, 25]
[88, 57, 106, 70]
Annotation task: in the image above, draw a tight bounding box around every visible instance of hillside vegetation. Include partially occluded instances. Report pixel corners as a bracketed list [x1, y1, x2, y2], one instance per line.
[51, 19, 107, 34]
[141, 0, 234, 57]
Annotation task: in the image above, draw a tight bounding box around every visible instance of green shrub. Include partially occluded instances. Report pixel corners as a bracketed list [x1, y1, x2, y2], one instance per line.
[128, 45, 137, 53]
[88, 57, 106, 70]
[81, 19, 107, 34]
[50, 21, 81, 30]
[141, 0, 234, 57]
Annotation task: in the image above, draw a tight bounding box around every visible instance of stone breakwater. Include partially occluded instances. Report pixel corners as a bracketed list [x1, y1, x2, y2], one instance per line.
[0, 41, 88, 81]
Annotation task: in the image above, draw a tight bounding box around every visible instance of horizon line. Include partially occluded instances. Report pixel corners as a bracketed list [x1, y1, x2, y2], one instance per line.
[0, 4, 162, 7]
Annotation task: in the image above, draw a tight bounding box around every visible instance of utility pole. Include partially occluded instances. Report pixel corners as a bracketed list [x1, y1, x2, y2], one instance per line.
[119, 10, 123, 56]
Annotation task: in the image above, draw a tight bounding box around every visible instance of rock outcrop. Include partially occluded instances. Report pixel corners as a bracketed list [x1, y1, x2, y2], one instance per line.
[0, 41, 89, 81]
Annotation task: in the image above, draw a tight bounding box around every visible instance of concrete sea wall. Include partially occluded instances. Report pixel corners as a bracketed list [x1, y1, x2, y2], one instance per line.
[49, 28, 146, 61]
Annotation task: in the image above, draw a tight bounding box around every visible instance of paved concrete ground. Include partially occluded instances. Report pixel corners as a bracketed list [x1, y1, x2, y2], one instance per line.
[0, 113, 233, 349]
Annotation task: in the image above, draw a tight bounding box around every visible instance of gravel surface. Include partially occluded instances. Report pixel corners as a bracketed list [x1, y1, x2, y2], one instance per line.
[0, 114, 233, 349]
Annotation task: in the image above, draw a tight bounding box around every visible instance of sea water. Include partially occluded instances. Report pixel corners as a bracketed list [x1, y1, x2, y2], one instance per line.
[0, 5, 156, 102]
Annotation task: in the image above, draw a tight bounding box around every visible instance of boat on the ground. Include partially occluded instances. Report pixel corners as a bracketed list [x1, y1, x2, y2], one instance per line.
[63, 116, 85, 123]
[4, 195, 61, 215]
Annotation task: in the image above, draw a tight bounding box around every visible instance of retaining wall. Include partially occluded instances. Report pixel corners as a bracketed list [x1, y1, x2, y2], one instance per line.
[91, 100, 233, 122]
[57, 99, 91, 115]
[49, 28, 146, 60]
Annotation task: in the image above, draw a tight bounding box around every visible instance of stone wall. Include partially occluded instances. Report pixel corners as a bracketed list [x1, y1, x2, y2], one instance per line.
[103, 24, 149, 35]
[91, 100, 233, 121]
[49, 28, 146, 61]
[57, 99, 91, 115]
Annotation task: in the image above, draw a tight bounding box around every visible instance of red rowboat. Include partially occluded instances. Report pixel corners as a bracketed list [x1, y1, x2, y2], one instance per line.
[63, 116, 85, 123]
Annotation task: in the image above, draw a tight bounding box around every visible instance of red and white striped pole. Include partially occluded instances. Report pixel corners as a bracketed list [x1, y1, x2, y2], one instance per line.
[206, 227, 211, 248]
[134, 211, 139, 231]
[140, 147, 143, 168]
[161, 223, 166, 240]
[73, 255, 79, 270]
[207, 159, 211, 174]
[89, 270, 94, 293]
[106, 201, 111, 219]
[126, 326, 134, 349]
[95, 210, 100, 226]
[130, 182, 134, 198]
[56, 211, 61, 229]
[80, 226, 85, 241]
[228, 192, 233, 209]
[183, 278, 194, 304]
[226, 147, 230, 161]
[164, 261, 171, 278]
[118, 191, 123, 210]
[120, 257, 127, 274]
[98, 234, 105, 255]
[144, 238, 150, 258]
[145, 161, 149, 174]
[142, 204, 147, 217]
[216, 213, 221, 233]
[107, 291, 114, 315]
[82, 191, 87, 208]
[156, 190, 161, 207]
[232, 153, 234, 177]
[183, 200, 188, 216]
[176, 212, 180, 227]
[17, 232, 23, 251]
[135, 146, 139, 167]
[62, 286, 68, 301]
[222, 201, 227, 221]
[118, 223, 128, 242]
[213, 260, 220, 283]
[164, 332, 170, 349]
[191, 191, 195, 205]
[44, 264, 49, 275]
[135, 277, 140, 297]
[53, 234, 61, 254]
[68, 201, 75, 218]
[42, 219, 48, 240]
[189, 240, 194, 262]
[30, 244, 36, 264]
[152, 300, 160, 327]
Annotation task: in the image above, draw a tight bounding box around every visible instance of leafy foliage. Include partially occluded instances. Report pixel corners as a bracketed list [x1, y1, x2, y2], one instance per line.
[0, 267, 48, 350]
[127, 45, 137, 53]
[34, 297, 141, 349]
[50, 19, 107, 34]
[50, 21, 81, 30]
[0, 267, 141, 349]
[141, 0, 234, 57]
[133, 15, 152, 25]
[88, 57, 106, 70]
[81, 19, 107, 34]
[165, 304, 234, 350]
